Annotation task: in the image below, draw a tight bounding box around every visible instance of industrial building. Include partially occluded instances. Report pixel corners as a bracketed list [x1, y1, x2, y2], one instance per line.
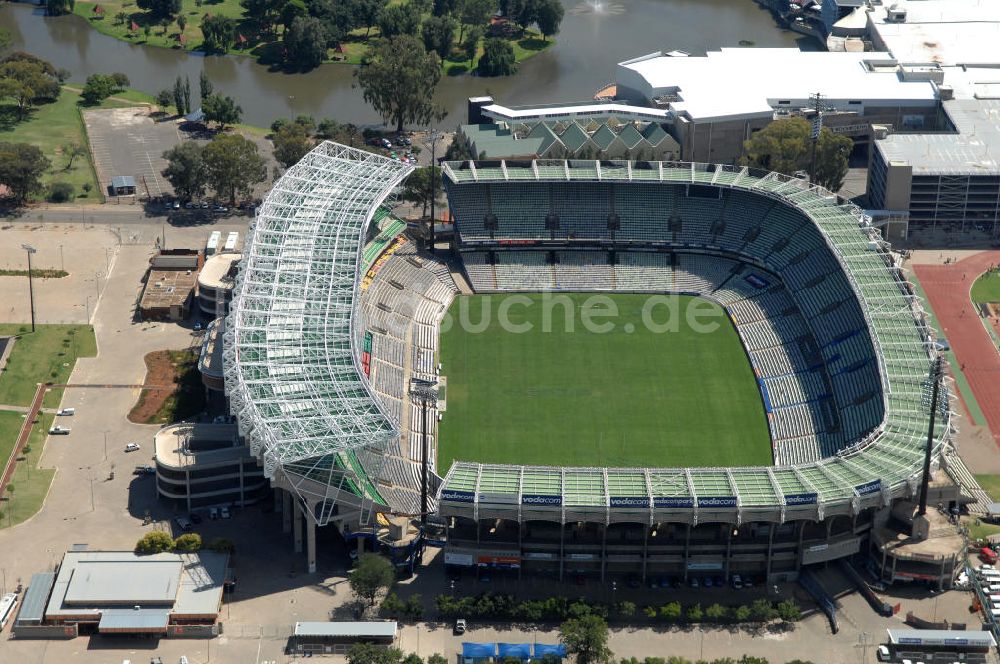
[138, 249, 202, 322]
[196, 253, 241, 317]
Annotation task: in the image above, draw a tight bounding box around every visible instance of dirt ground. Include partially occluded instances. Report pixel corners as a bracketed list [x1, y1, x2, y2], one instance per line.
[127, 349, 197, 424]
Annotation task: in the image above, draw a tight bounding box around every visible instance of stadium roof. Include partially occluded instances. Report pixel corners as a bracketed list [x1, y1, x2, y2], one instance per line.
[223, 142, 414, 522]
[615, 49, 938, 121]
[867, 0, 1000, 67]
[437, 159, 950, 523]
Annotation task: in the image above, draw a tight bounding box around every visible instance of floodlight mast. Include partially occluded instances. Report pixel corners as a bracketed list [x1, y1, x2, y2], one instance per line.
[409, 378, 438, 525]
[917, 355, 944, 517]
[21, 244, 37, 333]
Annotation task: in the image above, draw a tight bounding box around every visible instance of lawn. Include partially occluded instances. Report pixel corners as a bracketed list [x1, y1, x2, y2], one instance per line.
[0, 86, 151, 204]
[0, 411, 23, 480]
[436, 293, 772, 472]
[0, 325, 97, 410]
[0, 412, 56, 528]
[972, 270, 1000, 304]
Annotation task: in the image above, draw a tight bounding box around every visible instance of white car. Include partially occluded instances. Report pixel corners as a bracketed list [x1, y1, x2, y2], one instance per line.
[49, 425, 70, 435]
[56, 408, 75, 416]
[125, 442, 141, 452]
[220, 506, 231, 519]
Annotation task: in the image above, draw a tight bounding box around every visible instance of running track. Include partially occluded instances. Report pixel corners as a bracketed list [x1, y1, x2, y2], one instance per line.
[914, 251, 1000, 446]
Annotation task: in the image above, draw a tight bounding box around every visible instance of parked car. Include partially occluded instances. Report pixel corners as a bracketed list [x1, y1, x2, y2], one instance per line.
[876, 646, 890, 662]
[732, 574, 743, 589]
[56, 408, 75, 416]
[49, 425, 71, 435]
[133, 465, 154, 475]
[220, 506, 231, 519]
[125, 442, 141, 452]
[180, 657, 190, 664]
[209, 507, 219, 520]
[453, 619, 466, 635]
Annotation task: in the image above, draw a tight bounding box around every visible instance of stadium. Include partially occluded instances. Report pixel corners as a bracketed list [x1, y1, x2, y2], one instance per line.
[223, 142, 957, 584]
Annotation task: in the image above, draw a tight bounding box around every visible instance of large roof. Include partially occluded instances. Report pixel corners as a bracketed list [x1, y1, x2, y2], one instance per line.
[868, 0, 1000, 67]
[437, 159, 950, 523]
[223, 142, 413, 521]
[615, 49, 938, 121]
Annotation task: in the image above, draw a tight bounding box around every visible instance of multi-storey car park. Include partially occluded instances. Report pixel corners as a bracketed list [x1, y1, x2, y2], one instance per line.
[224, 142, 962, 585]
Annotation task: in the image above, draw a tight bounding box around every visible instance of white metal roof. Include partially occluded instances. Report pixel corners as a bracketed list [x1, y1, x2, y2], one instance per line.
[869, 0, 1000, 67]
[294, 621, 398, 638]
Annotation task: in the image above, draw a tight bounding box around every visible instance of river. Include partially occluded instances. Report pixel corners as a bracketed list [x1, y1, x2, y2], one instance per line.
[2, 0, 809, 128]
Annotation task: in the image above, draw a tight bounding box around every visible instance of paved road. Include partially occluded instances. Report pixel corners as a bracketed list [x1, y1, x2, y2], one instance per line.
[2, 204, 252, 228]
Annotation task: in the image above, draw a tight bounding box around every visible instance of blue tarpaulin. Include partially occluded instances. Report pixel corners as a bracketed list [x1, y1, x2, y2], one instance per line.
[498, 643, 531, 659]
[463, 643, 497, 658]
[533, 644, 567, 658]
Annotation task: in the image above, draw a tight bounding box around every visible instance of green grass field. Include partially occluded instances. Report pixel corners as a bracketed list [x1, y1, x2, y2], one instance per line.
[0, 325, 97, 409]
[972, 270, 1000, 304]
[436, 293, 772, 472]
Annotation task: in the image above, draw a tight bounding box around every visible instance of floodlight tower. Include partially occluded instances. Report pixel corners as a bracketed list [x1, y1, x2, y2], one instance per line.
[21, 244, 37, 332]
[409, 377, 439, 526]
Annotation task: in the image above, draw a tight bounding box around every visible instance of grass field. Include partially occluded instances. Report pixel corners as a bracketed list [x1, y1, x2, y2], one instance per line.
[0, 412, 56, 529]
[0, 325, 97, 410]
[972, 270, 1000, 304]
[436, 293, 772, 472]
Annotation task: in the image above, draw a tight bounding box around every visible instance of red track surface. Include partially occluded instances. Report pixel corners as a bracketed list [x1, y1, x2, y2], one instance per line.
[914, 251, 1000, 445]
[0, 383, 46, 499]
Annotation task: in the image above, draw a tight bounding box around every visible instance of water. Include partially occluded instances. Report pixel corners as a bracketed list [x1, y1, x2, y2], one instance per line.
[2, 0, 809, 128]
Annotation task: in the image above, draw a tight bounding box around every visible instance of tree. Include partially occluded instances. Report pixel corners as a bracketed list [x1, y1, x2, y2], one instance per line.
[347, 643, 403, 664]
[202, 15, 239, 51]
[309, 0, 357, 45]
[284, 16, 329, 70]
[0, 29, 10, 54]
[178, 14, 188, 32]
[241, 0, 289, 34]
[356, 36, 443, 134]
[48, 181, 75, 202]
[742, 116, 852, 191]
[704, 603, 727, 622]
[433, 0, 458, 16]
[156, 88, 174, 112]
[617, 601, 636, 618]
[0, 142, 48, 203]
[403, 654, 423, 664]
[421, 15, 455, 60]
[353, 0, 386, 38]
[685, 603, 703, 622]
[280, 0, 306, 32]
[560, 615, 612, 664]
[737, 658, 769, 664]
[0, 54, 61, 118]
[202, 93, 243, 129]
[349, 553, 395, 610]
[813, 129, 852, 192]
[775, 599, 801, 623]
[162, 142, 208, 201]
[458, 0, 493, 43]
[46, 0, 75, 16]
[477, 37, 516, 76]
[137, 0, 181, 17]
[80, 72, 129, 105]
[135, 530, 174, 554]
[658, 601, 681, 622]
[174, 532, 203, 551]
[401, 166, 442, 218]
[462, 26, 481, 68]
[173, 76, 186, 115]
[377, 3, 420, 38]
[535, 0, 563, 40]
[183, 75, 192, 114]
[749, 599, 776, 624]
[199, 70, 213, 101]
[273, 122, 315, 168]
[62, 142, 87, 170]
[508, 0, 538, 31]
[427, 655, 448, 664]
[202, 133, 266, 204]
[733, 605, 751, 622]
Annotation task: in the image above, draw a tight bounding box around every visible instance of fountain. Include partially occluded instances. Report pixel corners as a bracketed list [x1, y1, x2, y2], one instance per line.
[568, 0, 627, 17]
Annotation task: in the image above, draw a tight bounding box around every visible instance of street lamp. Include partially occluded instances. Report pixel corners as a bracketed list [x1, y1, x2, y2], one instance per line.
[427, 130, 443, 255]
[21, 244, 37, 332]
[409, 378, 439, 526]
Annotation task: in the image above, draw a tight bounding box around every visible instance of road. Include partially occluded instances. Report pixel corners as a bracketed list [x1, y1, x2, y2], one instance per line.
[2, 204, 253, 229]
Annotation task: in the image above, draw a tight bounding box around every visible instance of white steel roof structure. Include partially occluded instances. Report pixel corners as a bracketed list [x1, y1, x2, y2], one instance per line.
[224, 142, 413, 524]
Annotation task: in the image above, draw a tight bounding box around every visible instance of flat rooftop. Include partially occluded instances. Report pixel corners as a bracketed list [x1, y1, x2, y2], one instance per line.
[154, 422, 246, 470]
[869, 0, 1000, 67]
[141, 268, 198, 310]
[875, 99, 1000, 174]
[198, 253, 241, 291]
[616, 48, 938, 121]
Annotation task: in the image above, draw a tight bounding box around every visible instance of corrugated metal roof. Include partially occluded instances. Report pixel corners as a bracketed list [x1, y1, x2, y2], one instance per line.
[294, 621, 397, 638]
[887, 628, 995, 647]
[111, 175, 136, 188]
[15, 573, 55, 624]
[98, 608, 170, 632]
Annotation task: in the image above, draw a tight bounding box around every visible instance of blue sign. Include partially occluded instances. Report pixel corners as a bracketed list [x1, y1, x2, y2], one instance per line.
[610, 496, 650, 509]
[522, 494, 562, 507]
[784, 492, 818, 506]
[440, 490, 475, 503]
[855, 480, 882, 496]
[654, 496, 694, 509]
[697, 496, 737, 508]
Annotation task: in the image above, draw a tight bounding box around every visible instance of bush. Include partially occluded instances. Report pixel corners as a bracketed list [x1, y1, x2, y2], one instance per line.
[750, 598, 777, 623]
[48, 181, 75, 203]
[617, 601, 636, 618]
[381, 592, 406, 618]
[82, 182, 92, 194]
[776, 599, 801, 622]
[135, 530, 174, 554]
[659, 601, 681, 622]
[685, 603, 703, 622]
[733, 604, 751, 622]
[174, 532, 202, 551]
[705, 603, 728, 622]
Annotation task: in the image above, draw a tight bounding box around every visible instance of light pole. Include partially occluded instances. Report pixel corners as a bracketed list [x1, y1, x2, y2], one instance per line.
[21, 244, 37, 332]
[427, 131, 443, 255]
[917, 355, 944, 517]
[409, 378, 438, 526]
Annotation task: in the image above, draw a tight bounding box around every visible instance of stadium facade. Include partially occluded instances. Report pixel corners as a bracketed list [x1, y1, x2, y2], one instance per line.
[224, 142, 959, 585]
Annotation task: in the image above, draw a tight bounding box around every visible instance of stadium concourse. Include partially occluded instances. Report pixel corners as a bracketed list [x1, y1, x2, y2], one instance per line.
[224, 143, 968, 588]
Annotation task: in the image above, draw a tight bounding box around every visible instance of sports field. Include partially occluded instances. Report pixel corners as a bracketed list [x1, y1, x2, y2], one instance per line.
[437, 293, 772, 472]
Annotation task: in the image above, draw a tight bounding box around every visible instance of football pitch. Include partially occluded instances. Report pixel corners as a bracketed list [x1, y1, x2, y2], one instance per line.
[437, 293, 772, 472]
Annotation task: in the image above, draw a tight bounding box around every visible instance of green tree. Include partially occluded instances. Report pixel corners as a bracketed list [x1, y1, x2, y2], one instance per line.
[813, 128, 852, 192]
[199, 70, 213, 101]
[61, 142, 88, 170]
[135, 530, 174, 554]
[353, 0, 386, 38]
[273, 121, 315, 168]
[458, 0, 492, 42]
[349, 553, 396, 610]
[174, 532, 203, 551]
[156, 88, 174, 112]
[477, 37, 516, 76]
[162, 142, 208, 201]
[356, 36, 443, 133]
[509, 0, 538, 31]
[284, 16, 329, 70]
[137, 0, 181, 17]
[704, 603, 727, 622]
[535, 0, 563, 40]
[114, 10, 128, 25]
[241, 0, 289, 35]
[658, 601, 681, 622]
[617, 601, 636, 618]
[173, 76, 186, 115]
[376, 2, 420, 38]
[421, 15, 455, 60]
[80, 72, 129, 105]
[403, 654, 423, 664]
[733, 604, 751, 622]
[462, 26, 481, 68]
[0, 54, 62, 118]
[347, 643, 404, 664]
[46, 0, 76, 16]
[48, 181, 74, 202]
[202, 93, 243, 129]
[742, 116, 852, 191]
[202, 133, 266, 204]
[427, 655, 448, 664]
[775, 599, 801, 623]
[310, 0, 357, 45]
[749, 599, 776, 624]
[401, 165, 442, 218]
[178, 14, 188, 32]
[737, 658, 769, 664]
[183, 75, 192, 114]
[685, 603, 703, 622]
[560, 615, 612, 664]
[202, 15, 239, 51]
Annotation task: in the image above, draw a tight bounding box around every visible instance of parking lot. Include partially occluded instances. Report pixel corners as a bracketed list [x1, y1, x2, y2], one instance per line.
[83, 108, 183, 199]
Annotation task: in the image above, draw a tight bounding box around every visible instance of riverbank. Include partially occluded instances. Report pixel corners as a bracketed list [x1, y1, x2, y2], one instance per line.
[72, 0, 553, 71]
